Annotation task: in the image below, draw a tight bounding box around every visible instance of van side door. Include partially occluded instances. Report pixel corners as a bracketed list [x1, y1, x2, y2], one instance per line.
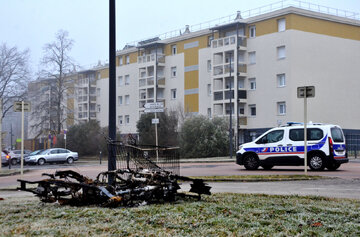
[254, 129, 286, 163]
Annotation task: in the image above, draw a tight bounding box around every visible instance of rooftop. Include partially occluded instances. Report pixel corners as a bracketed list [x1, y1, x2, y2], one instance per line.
[124, 0, 359, 48]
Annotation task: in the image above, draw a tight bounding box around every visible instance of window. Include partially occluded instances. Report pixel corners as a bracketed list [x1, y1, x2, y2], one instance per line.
[96, 88, 100, 97]
[171, 45, 177, 55]
[248, 52, 256, 64]
[118, 76, 123, 86]
[277, 102, 286, 115]
[207, 84, 212, 96]
[126, 55, 130, 64]
[171, 89, 177, 100]
[256, 130, 284, 144]
[249, 104, 256, 116]
[97, 104, 101, 112]
[239, 105, 245, 115]
[331, 127, 345, 142]
[277, 46, 286, 59]
[119, 56, 123, 65]
[207, 35, 214, 47]
[125, 75, 130, 85]
[249, 78, 256, 90]
[207, 108, 212, 118]
[207, 60, 212, 72]
[118, 116, 123, 125]
[249, 26, 256, 38]
[278, 18, 286, 32]
[289, 128, 324, 141]
[171, 67, 177, 77]
[125, 115, 130, 124]
[125, 95, 130, 105]
[277, 74, 286, 87]
[118, 96, 123, 105]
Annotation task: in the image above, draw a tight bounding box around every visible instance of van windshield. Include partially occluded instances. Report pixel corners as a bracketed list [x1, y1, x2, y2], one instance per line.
[331, 127, 344, 143]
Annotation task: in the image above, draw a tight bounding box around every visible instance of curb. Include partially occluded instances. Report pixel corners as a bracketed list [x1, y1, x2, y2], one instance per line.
[0, 169, 30, 177]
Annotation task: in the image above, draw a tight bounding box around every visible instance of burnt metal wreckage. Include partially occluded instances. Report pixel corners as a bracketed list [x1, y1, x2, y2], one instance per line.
[17, 141, 211, 207]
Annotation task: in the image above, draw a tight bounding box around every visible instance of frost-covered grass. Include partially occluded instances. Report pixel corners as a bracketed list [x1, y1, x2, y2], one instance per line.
[1, 194, 359, 236]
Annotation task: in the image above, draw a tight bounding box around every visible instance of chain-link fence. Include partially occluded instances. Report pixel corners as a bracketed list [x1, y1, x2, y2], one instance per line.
[108, 141, 180, 175]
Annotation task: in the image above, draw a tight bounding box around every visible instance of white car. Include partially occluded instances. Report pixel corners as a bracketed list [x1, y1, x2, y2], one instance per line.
[25, 148, 78, 165]
[236, 122, 348, 171]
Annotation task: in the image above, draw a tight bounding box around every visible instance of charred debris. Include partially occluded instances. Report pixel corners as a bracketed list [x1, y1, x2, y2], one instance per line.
[17, 142, 211, 207]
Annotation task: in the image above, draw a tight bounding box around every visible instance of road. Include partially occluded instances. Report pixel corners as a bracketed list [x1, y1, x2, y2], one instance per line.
[1, 160, 360, 199]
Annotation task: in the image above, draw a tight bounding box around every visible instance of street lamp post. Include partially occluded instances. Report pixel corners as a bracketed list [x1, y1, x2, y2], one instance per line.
[229, 53, 233, 159]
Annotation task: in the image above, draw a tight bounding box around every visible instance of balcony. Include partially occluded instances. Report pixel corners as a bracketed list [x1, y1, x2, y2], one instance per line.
[214, 91, 223, 101]
[211, 35, 247, 50]
[157, 77, 165, 88]
[137, 53, 165, 64]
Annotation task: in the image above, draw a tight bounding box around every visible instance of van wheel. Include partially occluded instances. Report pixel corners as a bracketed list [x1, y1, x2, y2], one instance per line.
[308, 154, 325, 171]
[326, 162, 340, 171]
[244, 154, 260, 170]
[261, 165, 273, 170]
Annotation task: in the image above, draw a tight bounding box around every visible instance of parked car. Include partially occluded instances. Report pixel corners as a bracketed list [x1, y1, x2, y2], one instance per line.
[1, 151, 11, 166]
[236, 122, 348, 171]
[25, 148, 78, 165]
[8, 150, 32, 165]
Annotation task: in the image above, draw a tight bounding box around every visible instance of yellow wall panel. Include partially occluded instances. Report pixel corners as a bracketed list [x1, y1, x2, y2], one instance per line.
[184, 71, 199, 90]
[184, 49, 199, 67]
[130, 52, 138, 64]
[99, 68, 109, 79]
[288, 14, 360, 41]
[246, 14, 360, 41]
[184, 94, 199, 113]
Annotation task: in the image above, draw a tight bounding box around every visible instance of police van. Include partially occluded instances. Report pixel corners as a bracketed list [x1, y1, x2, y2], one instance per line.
[236, 123, 348, 171]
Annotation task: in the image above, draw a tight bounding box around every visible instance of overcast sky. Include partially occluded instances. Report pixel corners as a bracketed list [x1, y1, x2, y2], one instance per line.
[1, 0, 359, 75]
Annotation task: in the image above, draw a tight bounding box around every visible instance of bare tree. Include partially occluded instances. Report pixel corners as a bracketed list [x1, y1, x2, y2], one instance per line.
[33, 30, 76, 135]
[0, 43, 30, 117]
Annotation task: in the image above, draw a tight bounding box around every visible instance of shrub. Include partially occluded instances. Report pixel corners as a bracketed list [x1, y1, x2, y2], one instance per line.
[179, 116, 229, 158]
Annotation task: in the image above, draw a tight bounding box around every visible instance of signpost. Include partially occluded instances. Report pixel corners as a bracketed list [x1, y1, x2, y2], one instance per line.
[144, 102, 164, 161]
[13, 101, 31, 177]
[297, 86, 315, 175]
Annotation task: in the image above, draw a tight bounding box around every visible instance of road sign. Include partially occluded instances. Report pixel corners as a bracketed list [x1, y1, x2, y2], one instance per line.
[144, 102, 164, 109]
[144, 108, 164, 113]
[152, 118, 159, 124]
[297, 86, 315, 176]
[13, 101, 31, 112]
[297, 86, 315, 98]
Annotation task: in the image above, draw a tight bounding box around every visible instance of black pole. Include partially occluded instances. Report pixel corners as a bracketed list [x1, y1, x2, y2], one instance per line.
[229, 53, 233, 158]
[10, 124, 13, 149]
[108, 0, 116, 184]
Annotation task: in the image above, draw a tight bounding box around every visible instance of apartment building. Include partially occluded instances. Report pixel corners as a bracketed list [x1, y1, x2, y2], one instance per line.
[27, 75, 75, 141]
[99, 4, 359, 144]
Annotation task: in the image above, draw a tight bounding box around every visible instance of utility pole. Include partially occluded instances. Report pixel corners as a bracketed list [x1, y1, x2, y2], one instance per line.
[229, 53, 233, 159]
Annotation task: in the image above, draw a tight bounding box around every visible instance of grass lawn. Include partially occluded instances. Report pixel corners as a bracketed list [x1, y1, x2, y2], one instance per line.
[1, 193, 359, 236]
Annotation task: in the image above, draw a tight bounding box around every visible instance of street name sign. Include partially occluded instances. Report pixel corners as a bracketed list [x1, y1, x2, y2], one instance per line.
[144, 102, 164, 109]
[144, 108, 164, 113]
[297, 86, 315, 98]
[13, 101, 31, 112]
